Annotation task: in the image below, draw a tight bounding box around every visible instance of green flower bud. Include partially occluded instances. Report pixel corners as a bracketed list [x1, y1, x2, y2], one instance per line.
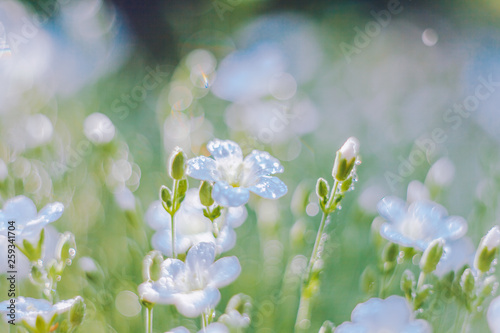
[177, 178, 188, 203]
[160, 185, 172, 211]
[383, 242, 399, 263]
[474, 226, 500, 274]
[360, 266, 377, 295]
[340, 177, 353, 193]
[142, 251, 164, 282]
[316, 178, 329, 199]
[479, 276, 498, 299]
[414, 284, 433, 309]
[401, 269, 415, 300]
[168, 147, 186, 180]
[199, 181, 214, 207]
[55, 232, 77, 264]
[69, 297, 86, 327]
[36, 314, 48, 333]
[332, 137, 359, 181]
[461, 268, 475, 298]
[419, 239, 444, 274]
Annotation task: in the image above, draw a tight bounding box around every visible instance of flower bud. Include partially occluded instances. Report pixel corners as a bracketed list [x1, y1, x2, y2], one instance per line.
[160, 185, 172, 211]
[319, 320, 335, 333]
[55, 232, 77, 264]
[401, 269, 415, 300]
[70, 296, 86, 327]
[461, 268, 475, 298]
[480, 276, 498, 299]
[316, 178, 329, 199]
[383, 242, 399, 263]
[142, 251, 163, 282]
[177, 179, 188, 202]
[360, 266, 377, 294]
[168, 147, 186, 180]
[420, 239, 444, 274]
[199, 181, 214, 207]
[474, 226, 500, 273]
[332, 137, 359, 181]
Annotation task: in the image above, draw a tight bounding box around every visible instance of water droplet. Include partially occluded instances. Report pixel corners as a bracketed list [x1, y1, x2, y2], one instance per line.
[56, 275, 61, 282]
[69, 248, 76, 258]
[66, 259, 73, 266]
[338, 205, 342, 210]
[37, 259, 43, 266]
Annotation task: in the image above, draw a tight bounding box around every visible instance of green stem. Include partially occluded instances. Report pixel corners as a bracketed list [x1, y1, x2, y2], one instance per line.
[170, 180, 178, 259]
[417, 271, 426, 291]
[146, 306, 153, 333]
[295, 180, 340, 332]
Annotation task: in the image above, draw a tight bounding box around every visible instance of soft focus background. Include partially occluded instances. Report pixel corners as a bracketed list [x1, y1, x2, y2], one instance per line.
[1, 0, 500, 331]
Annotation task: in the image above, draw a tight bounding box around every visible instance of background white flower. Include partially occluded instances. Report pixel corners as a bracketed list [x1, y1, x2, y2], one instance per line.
[146, 189, 247, 256]
[168, 322, 229, 333]
[377, 196, 468, 251]
[488, 295, 500, 333]
[0, 195, 64, 241]
[434, 237, 475, 277]
[335, 295, 432, 333]
[186, 139, 287, 207]
[138, 242, 241, 317]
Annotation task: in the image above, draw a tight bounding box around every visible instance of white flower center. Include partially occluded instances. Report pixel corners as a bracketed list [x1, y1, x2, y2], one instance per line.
[400, 217, 427, 241]
[217, 160, 244, 187]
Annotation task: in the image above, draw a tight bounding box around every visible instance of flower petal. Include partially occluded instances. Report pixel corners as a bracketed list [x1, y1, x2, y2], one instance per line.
[37, 202, 64, 223]
[243, 150, 284, 177]
[173, 286, 221, 318]
[186, 242, 216, 274]
[151, 230, 191, 257]
[334, 322, 367, 333]
[186, 156, 220, 182]
[247, 176, 287, 199]
[380, 224, 424, 250]
[208, 256, 241, 288]
[2, 195, 37, 224]
[145, 201, 171, 231]
[224, 206, 248, 228]
[207, 139, 243, 162]
[488, 295, 500, 333]
[213, 181, 250, 207]
[377, 196, 407, 222]
[215, 225, 237, 254]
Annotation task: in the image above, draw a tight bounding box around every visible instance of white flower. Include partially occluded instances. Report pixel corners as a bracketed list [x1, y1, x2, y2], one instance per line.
[186, 139, 287, 207]
[168, 323, 229, 333]
[114, 186, 136, 211]
[0, 296, 82, 327]
[425, 157, 455, 188]
[406, 180, 430, 204]
[0, 195, 64, 241]
[377, 196, 467, 251]
[339, 137, 360, 161]
[488, 295, 500, 333]
[138, 242, 241, 318]
[146, 189, 247, 256]
[83, 112, 115, 144]
[480, 226, 500, 250]
[434, 237, 475, 277]
[335, 295, 432, 333]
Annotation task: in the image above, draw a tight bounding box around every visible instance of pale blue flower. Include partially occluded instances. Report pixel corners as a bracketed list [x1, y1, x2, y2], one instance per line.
[335, 295, 432, 333]
[186, 139, 287, 207]
[377, 196, 467, 251]
[488, 295, 500, 333]
[138, 242, 241, 318]
[435, 237, 475, 277]
[0, 195, 64, 241]
[146, 189, 247, 256]
[0, 296, 82, 327]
